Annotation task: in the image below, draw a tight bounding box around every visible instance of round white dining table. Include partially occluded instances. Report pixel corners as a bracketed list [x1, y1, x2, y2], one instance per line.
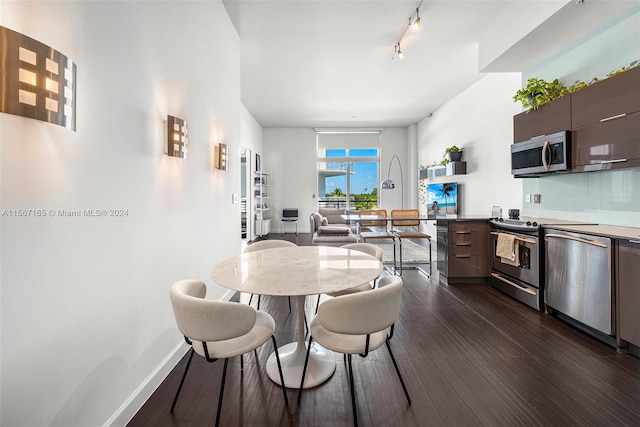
[211, 245, 383, 389]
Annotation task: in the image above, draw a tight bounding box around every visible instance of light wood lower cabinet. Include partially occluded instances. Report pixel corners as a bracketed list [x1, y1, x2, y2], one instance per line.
[437, 219, 489, 284]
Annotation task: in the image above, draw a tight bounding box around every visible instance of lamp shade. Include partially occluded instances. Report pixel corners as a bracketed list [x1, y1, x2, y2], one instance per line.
[381, 179, 395, 190]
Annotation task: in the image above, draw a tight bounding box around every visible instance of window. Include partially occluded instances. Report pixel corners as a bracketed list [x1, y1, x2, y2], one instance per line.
[317, 136, 380, 210]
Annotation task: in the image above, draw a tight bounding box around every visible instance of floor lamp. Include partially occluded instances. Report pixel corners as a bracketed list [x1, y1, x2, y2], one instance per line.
[381, 154, 404, 209]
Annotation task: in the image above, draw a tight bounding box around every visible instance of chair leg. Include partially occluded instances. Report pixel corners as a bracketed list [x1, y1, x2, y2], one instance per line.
[297, 334, 314, 406]
[393, 239, 399, 276]
[271, 335, 289, 408]
[347, 354, 358, 427]
[257, 295, 261, 310]
[385, 340, 412, 405]
[288, 296, 292, 312]
[428, 238, 432, 277]
[397, 238, 403, 276]
[315, 294, 320, 314]
[170, 348, 195, 412]
[248, 293, 254, 306]
[214, 358, 229, 427]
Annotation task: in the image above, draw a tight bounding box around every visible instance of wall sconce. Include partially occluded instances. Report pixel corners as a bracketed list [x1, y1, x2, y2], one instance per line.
[0, 26, 77, 130]
[166, 115, 188, 159]
[216, 143, 228, 170]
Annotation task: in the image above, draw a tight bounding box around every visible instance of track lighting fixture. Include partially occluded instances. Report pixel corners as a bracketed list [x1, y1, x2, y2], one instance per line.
[391, 0, 423, 60]
[412, 8, 421, 30]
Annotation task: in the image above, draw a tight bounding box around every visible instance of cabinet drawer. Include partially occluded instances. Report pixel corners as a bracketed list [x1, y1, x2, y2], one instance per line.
[449, 254, 479, 277]
[572, 112, 640, 171]
[572, 66, 640, 129]
[451, 229, 476, 246]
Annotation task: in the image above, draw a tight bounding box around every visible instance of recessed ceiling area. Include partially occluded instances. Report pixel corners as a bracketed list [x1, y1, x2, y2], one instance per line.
[223, 0, 636, 128]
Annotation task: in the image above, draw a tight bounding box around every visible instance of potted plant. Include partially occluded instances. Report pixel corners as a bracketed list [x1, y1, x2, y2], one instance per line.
[513, 77, 570, 112]
[444, 145, 462, 162]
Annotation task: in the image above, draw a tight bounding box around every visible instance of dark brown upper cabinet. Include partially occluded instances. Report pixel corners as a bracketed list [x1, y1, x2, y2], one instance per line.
[513, 95, 571, 143]
[513, 66, 640, 173]
[571, 66, 640, 172]
[571, 65, 640, 129]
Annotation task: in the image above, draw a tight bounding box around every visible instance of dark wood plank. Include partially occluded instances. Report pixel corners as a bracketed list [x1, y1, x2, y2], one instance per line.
[128, 235, 640, 427]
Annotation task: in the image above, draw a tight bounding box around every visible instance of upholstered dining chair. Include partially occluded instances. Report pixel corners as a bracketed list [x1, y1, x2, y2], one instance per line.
[169, 279, 288, 427]
[390, 209, 432, 276]
[243, 239, 298, 310]
[299, 275, 411, 426]
[314, 242, 384, 314]
[358, 209, 397, 273]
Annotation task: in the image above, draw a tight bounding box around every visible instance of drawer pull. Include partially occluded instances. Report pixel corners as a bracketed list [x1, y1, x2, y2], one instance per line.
[491, 273, 537, 295]
[600, 113, 626, 122]
[599, 159, 627, 164]
[456, 243, 471, 246]
[455, 255, 471, 259]
[456, 231, 471, 234]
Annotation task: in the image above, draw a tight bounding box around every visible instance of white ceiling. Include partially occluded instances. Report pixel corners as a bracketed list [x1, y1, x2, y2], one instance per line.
[223, 0, 636, 128]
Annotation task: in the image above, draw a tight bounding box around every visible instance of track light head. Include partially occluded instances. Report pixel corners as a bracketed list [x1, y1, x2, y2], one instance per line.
[412, 8, 421, 30]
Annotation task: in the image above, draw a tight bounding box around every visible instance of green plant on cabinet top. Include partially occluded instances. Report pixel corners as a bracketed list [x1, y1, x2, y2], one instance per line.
[513, 59, 639, 113]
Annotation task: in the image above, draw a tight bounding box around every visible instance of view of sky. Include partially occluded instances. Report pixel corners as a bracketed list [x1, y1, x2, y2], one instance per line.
[323, 149, 379, 195]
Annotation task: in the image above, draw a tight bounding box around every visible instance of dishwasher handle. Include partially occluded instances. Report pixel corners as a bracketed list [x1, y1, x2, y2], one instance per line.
[545, 233, 608, 248]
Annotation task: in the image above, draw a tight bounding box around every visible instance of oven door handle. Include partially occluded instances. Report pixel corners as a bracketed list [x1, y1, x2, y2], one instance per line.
[491, 272, 537, 295]
[490, 231, 536, 244]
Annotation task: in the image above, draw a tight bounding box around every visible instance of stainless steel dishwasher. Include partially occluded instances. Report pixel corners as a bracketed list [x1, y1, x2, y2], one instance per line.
[544, 229, 613, 336]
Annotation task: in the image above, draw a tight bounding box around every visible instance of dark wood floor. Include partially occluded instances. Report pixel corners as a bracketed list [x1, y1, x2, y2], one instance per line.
[128, 233, 640, 426]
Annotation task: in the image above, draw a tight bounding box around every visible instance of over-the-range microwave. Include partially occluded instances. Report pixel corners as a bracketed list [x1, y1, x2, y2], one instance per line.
[511, 130, 571, 177]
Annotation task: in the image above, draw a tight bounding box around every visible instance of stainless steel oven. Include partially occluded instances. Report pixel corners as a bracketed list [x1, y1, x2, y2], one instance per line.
[489, 220, 543, 311]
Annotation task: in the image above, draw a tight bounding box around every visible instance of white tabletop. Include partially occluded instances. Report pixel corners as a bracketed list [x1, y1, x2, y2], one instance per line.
[211, 245, 383, 389]
[211, 245, 383, 297]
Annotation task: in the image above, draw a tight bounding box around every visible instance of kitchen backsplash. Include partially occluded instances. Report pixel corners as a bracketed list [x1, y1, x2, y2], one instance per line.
[522, 168, 640, 227]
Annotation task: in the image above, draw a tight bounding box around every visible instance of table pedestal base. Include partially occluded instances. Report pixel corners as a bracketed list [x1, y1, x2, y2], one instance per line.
[266, 341, 335, 389]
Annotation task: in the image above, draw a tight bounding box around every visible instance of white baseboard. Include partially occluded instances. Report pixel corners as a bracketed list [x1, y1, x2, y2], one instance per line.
[104, 290, 236, 426]
[104, 341, 188, 427]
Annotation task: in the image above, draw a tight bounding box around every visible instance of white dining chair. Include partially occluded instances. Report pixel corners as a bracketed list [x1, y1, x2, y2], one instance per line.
[243, 239, 297, 310]
[169, 279, 288, 427]
[314, 242, 384, 313]
[298, 275, 411, 426]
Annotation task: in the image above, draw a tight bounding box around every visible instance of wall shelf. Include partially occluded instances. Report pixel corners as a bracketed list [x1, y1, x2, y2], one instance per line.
[420, 161, 467, 179]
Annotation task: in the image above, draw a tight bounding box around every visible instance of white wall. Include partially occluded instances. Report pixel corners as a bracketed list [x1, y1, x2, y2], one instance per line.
[417, 73, 523, 236]
[0, 1, 241, 425]
[263, 128, 318, 232]
[263, 127, 411, 232]
[379, 128, 409, 212]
